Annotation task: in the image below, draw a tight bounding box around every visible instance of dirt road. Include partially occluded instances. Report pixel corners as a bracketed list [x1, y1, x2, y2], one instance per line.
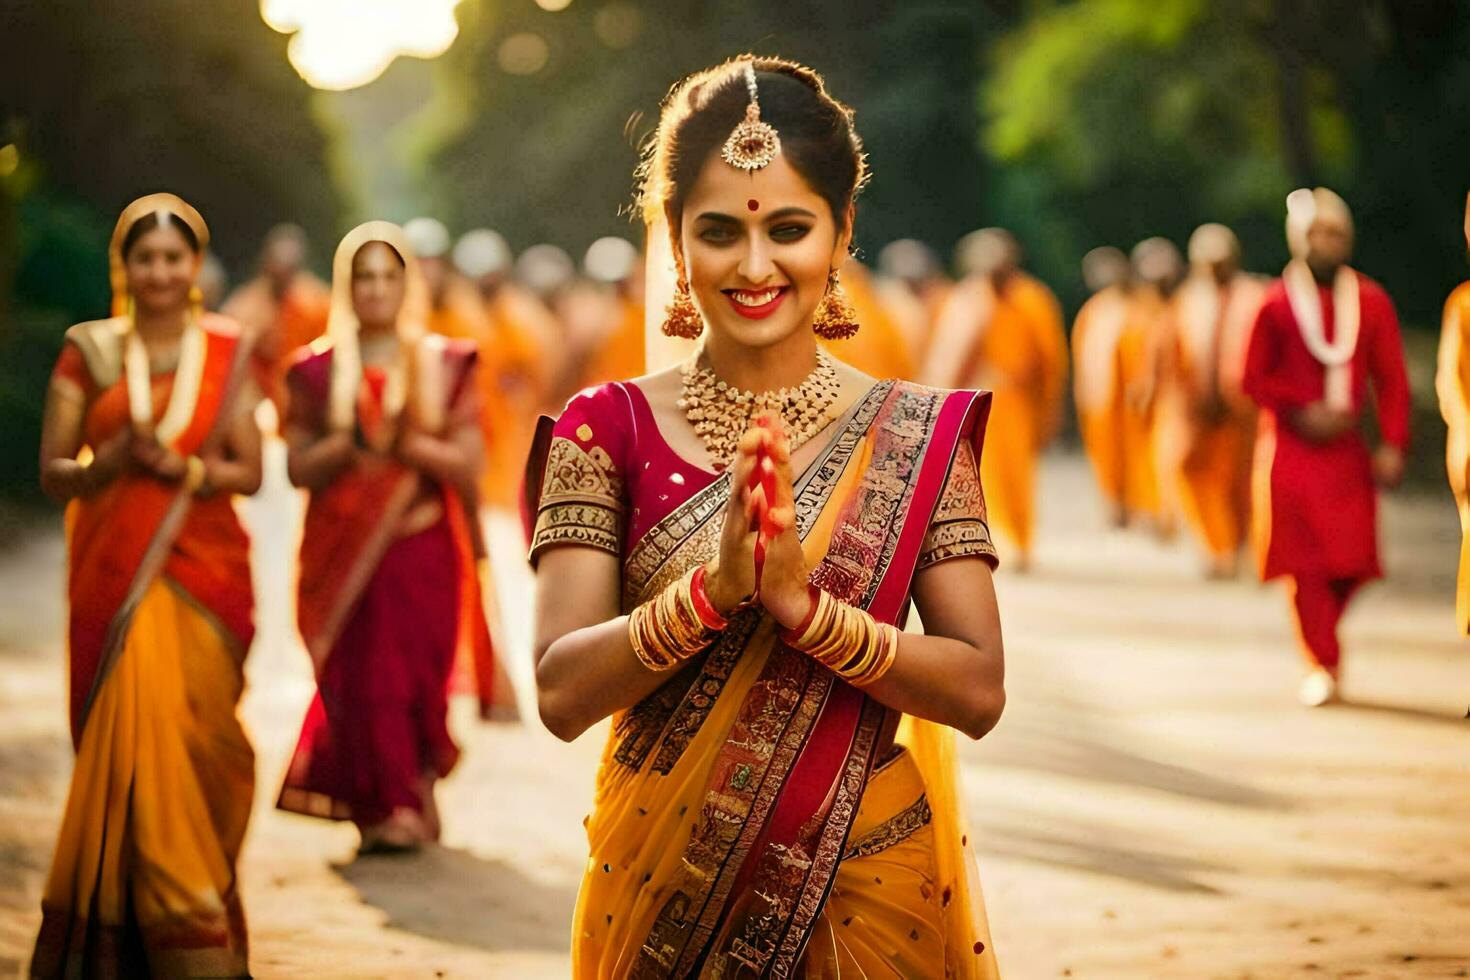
[2, 454, 1467, 978]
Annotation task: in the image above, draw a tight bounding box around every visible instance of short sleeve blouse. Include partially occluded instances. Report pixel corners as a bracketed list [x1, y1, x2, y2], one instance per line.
[528, 384, 631, 566]
[917, 438, 998, 571]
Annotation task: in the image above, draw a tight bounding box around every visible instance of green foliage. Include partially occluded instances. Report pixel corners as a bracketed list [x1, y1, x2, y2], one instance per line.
[421, 0, 1003, 262]
[982, 0, 1470, 320]
[0, 0, 341, 281]
[0, 306, 69, 500]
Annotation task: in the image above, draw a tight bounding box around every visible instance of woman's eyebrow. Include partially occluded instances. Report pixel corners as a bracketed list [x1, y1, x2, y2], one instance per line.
[694, 211, 741, 224]
[765, 206, 817, 221]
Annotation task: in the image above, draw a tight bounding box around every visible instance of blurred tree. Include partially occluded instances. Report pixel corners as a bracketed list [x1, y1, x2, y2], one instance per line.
[0, 0, 341, 299]
[983, 0, 1470, 321]
[421, 0, 1006, 264]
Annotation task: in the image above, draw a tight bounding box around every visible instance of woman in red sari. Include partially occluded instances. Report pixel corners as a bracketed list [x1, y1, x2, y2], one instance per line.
[530, 57, 1006, 977]
[276, 221, 494, 853]
[33, 194, 262, 977]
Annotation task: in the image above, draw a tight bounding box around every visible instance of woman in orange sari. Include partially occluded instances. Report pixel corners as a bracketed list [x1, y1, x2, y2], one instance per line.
[276, 222, 495, 852]
[530, 58, 1005, 977]
[33, 194, 262, 977]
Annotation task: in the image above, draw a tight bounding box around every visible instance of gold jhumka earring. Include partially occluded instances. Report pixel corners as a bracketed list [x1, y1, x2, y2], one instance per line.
[662, 279, 703, 338]
[813, 270, 859, 340]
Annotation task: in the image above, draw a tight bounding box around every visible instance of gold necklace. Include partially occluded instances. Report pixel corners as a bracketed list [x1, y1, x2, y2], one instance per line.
[678, 346, 841, 469]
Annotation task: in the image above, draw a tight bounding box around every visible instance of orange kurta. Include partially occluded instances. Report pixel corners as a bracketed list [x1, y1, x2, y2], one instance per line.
[1437, 280, 1470, 633]
[223, 274, 330, 417]
[1072, 285, 1130, 516]
[930, 272, 1066, 558]
[1116, 285, 1173, 523]
[1171, 274, 1266, 563]
[478, 286, 554, 509]
[822, 262, 918, 381]
[580, 293, 646, 388]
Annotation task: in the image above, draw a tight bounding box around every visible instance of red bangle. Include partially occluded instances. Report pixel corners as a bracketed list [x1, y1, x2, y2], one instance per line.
[690, 566, 729, 631]
[778, 585, 821, 644]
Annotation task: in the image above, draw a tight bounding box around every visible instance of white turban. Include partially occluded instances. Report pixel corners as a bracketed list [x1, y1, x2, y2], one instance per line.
[1285, 187, 1352, 259]
[403, 216, 452, 260]
[1187, 223, 1239, 266]
[583, 236, 638, 284]
[453, 228, 511, 278]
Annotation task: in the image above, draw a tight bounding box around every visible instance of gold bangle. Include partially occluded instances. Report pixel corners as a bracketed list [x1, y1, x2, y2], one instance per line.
[185, 454, 207, 492]
[842, 623, 899, 687]
[627, 569, 716, 672]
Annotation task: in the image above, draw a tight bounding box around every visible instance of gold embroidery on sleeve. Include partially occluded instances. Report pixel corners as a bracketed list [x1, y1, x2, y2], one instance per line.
[530, 435, 625, 560]
[918, 440, 997, 569]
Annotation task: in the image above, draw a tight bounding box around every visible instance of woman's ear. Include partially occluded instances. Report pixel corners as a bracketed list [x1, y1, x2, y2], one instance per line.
[831, 203, 855, 267]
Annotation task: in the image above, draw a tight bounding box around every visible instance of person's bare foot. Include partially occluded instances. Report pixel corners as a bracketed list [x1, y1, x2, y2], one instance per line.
[358, 807, 428, 854]
[419, 774, 442, 843]
[1205, 554, 1238, 580]
[1298, 667, 1341, 708]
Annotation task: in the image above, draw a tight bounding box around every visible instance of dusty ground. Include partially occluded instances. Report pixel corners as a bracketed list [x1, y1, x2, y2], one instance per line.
[1, 452, 1468, 979]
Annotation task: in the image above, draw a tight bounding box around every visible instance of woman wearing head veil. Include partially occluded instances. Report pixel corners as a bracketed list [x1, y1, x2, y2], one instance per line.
[32, 194, 263, 977]
[276, 221, 493, 852]
[528, 58, 1005, 977]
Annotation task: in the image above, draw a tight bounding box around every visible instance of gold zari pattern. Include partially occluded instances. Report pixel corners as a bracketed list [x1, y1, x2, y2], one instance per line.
[529, 436, 624, 562]
[843, 793, 933, 860]
[917, 440, 996, 570]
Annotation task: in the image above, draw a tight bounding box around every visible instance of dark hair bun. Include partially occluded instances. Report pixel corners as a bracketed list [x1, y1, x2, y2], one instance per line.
[639, 56, 868, 237]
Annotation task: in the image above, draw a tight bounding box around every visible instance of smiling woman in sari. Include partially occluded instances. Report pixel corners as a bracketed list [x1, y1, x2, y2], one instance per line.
[32, 194, 263, 978]
[529, 58, 1006, 978]
[276, 221, 495, 853]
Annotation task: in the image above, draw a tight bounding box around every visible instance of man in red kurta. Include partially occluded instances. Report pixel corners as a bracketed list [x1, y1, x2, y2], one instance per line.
[1242, 188, 1411, 706]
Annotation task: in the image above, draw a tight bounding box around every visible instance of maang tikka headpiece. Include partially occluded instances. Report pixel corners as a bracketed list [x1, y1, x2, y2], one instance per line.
[721, 61, 781, 171]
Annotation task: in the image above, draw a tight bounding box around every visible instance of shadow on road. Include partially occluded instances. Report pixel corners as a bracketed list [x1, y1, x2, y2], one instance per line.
[979, 820, 1228, 894]
[977, 713, 1286, 810]
[333, 844, 574, 953]
[1336, 698, 1470, 728]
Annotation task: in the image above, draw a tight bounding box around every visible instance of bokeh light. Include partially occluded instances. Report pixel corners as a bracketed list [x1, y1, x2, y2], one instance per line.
[534, 0, 574, 10]
[593, 3, 642, 49]
[260, 0, 466, 90]
[0, 145, 19, 180]
[498, 33, 550, 76]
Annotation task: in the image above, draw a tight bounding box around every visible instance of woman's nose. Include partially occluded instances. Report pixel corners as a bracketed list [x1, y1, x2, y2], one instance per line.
[737, 234, 775, 284]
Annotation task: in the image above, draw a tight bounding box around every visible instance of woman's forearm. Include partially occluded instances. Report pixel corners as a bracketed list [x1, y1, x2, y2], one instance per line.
[535, 616, 677, 741]
[286, 431, 355, 490]
[204, 456, 262, 496]
[395, 431, 478, 497]
[859, 631, 1005, 740]
[40, 458, 101, 501]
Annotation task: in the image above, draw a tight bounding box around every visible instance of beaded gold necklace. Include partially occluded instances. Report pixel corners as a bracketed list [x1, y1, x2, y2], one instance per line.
[677, 346, 841, 469]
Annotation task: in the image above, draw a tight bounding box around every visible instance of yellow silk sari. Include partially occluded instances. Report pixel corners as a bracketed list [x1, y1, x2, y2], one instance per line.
[535, 380, 1000, 978]
[32, 194, 256, 979]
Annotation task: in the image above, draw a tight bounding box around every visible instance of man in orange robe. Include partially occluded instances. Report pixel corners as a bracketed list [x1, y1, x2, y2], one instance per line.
[453, 229, 555, 510]
[1243, 188, 1410, 706]
[222, 223, 330, 420]
[1436, 192, 1470, 634]
[1170, 224, 1267, 576]
[1119, 238, 1186, 533]
[875, 238, 950, 372]
[822, 259, 918, 380]
[924, 228, 1067, 568]
[1071, 246, 1132, 525]
[576, 236, 647, 388]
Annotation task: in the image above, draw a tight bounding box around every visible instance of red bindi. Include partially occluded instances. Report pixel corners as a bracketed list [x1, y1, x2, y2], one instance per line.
[747, 199, 760, 212]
